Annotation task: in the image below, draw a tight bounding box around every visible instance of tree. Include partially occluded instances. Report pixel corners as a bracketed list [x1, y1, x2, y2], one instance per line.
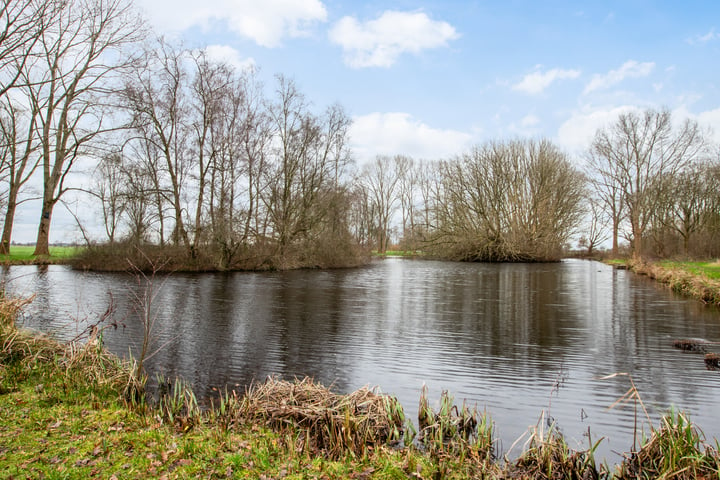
[0, 97, 40, 254]
[264, 76, 352, 265]
[430, 139, 585, 262]
[19, 0, 143, 256]
[357, 155, 402, 253]
[0, 0, 49, 97]
[588, 108, 707, 258]
[92, 152, 126, 243]
[123, 39, 190, 251]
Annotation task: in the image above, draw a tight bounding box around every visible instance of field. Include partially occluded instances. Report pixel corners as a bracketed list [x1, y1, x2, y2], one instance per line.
[0, 245, 82, 263]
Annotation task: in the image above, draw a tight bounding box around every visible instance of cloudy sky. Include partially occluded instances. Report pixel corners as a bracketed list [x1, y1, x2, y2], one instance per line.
[131, 0, 720, 160]
[13, 0, 720, 243]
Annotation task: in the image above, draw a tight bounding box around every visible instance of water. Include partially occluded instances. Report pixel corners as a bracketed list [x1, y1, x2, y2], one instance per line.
[3, 258, 720, 461]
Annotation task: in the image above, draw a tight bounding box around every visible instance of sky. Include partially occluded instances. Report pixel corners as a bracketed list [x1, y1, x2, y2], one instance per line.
[129, 0, 720, 159]
[11, 0, 720, 243]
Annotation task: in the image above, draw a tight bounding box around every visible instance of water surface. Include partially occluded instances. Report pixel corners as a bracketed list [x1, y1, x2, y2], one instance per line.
[3, 259, 720, 460]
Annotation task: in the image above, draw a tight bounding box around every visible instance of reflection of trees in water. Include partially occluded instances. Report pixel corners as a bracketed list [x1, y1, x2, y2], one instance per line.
[4, 260, 720, 444]
[397, 262, 578, 377]
[565, 263, 720, 416]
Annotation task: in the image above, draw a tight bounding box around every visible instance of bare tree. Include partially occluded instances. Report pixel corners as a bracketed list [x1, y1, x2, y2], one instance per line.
[588, 108, 707, 258]
[92, 152, 126, 243]
[264, 76, 352, 265]
[578, 193, 609, 256]
[123, 39, 190, 252]
[430, 139, 585, 261]
[585, 146, 626, 256]
[357, 155, 402, 253]
[0, 97, 40, 254]
[19, 0, 144, 256]
[0, 0, 49, 97]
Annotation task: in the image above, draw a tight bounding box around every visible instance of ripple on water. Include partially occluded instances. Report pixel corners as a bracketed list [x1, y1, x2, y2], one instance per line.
[3, 260, 720, 462]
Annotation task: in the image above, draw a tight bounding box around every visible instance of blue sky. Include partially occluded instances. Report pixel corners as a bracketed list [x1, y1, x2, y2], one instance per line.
[133, 0, 720, 160]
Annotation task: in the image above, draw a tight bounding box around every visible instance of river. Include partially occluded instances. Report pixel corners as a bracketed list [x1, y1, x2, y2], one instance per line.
[3, 258, 720, 460]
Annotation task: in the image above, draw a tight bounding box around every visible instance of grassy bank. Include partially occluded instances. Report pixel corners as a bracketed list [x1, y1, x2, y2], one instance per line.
[618, 258, 720, 307]
[2, 295, 720, 478]
[0, 245, 82, 265]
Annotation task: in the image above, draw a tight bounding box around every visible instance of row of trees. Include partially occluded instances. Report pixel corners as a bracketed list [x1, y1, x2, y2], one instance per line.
[353, 109, 719, 262]
[95, 41, 356, 268]
[586, 108, 719, 259]
[1, 1, 718, 265]
[0, 0, 143, 256]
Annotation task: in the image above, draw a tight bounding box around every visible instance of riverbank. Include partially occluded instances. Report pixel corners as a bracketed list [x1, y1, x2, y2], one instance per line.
[611, 258, 720, 307]
[2, 295, 720, 478]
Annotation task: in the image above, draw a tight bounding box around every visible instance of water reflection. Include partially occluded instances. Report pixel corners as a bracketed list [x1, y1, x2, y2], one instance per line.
[3, 259, 720, 460]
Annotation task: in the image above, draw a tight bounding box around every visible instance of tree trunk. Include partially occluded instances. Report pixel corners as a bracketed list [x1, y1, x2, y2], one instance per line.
[33, 200, 54, 256]
[0, 195, 18, 255]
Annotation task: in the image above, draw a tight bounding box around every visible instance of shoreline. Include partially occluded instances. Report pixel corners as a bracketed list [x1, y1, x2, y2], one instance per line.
[609, 258, 720, 308]
[2, 297, 720, 478]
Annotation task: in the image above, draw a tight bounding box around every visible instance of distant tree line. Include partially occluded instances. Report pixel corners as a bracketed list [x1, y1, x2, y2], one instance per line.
[0, 0, 718, 267]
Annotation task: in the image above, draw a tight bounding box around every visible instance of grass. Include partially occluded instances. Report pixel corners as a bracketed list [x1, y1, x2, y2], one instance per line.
[659, 260, 720, 281]
[607, 258, 720, 307]
[3, 293, 720, 478]
[0, 245, 83, 264]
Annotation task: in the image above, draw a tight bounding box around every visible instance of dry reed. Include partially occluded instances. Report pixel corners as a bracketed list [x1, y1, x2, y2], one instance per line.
[238, 376, 406, 458]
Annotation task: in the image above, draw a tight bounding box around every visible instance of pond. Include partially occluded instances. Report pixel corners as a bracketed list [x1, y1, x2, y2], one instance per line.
[3, 258, 720, 461]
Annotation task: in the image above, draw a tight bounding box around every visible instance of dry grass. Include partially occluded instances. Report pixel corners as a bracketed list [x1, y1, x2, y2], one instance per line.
[236, 376, 406, 459]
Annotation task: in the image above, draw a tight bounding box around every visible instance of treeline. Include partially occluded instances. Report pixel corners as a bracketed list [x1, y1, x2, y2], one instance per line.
[1, 1, 718, 269]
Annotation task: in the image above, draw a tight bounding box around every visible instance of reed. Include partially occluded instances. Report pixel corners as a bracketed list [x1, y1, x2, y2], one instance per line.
[237, 376, 407, 459]
[617, 410, 720, 479]
[507, 411, 602, 480]
[156, 374, 201, 431]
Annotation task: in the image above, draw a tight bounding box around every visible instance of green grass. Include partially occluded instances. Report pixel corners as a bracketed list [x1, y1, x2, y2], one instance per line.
[659, 260, 720, 280]
[0, 245, 82, 263]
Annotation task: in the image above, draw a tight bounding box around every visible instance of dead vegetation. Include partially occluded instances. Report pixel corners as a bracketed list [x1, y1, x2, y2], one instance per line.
[235, 376, 406, 459]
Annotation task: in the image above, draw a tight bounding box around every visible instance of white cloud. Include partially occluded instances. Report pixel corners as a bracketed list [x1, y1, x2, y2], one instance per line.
[350, 112, 473, 161]
[557, 105, 641, 153]
[673, 105, 720, 144]
[687, 28, 719, 45]
[520, 114, 540, 128]
[583, 60, 655, 94]
[328, 11, 459, 68]
[697, 108, 720, 144]
[134, 0, 327, 47]
[512, 68, 581, 95]
[203, 45, 256, 70]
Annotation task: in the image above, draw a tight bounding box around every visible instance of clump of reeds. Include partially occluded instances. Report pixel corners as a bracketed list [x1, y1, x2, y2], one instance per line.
[417, 387, 494, 461]
[616, 410, 720, 479]
[237, 376, 407, 458]
[507, 412, 602, 480]
[672, 338, 715, 353]
[704, 353, 720, 371]
[154, 374, 201, 431]
[0, 291, 141, 402]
